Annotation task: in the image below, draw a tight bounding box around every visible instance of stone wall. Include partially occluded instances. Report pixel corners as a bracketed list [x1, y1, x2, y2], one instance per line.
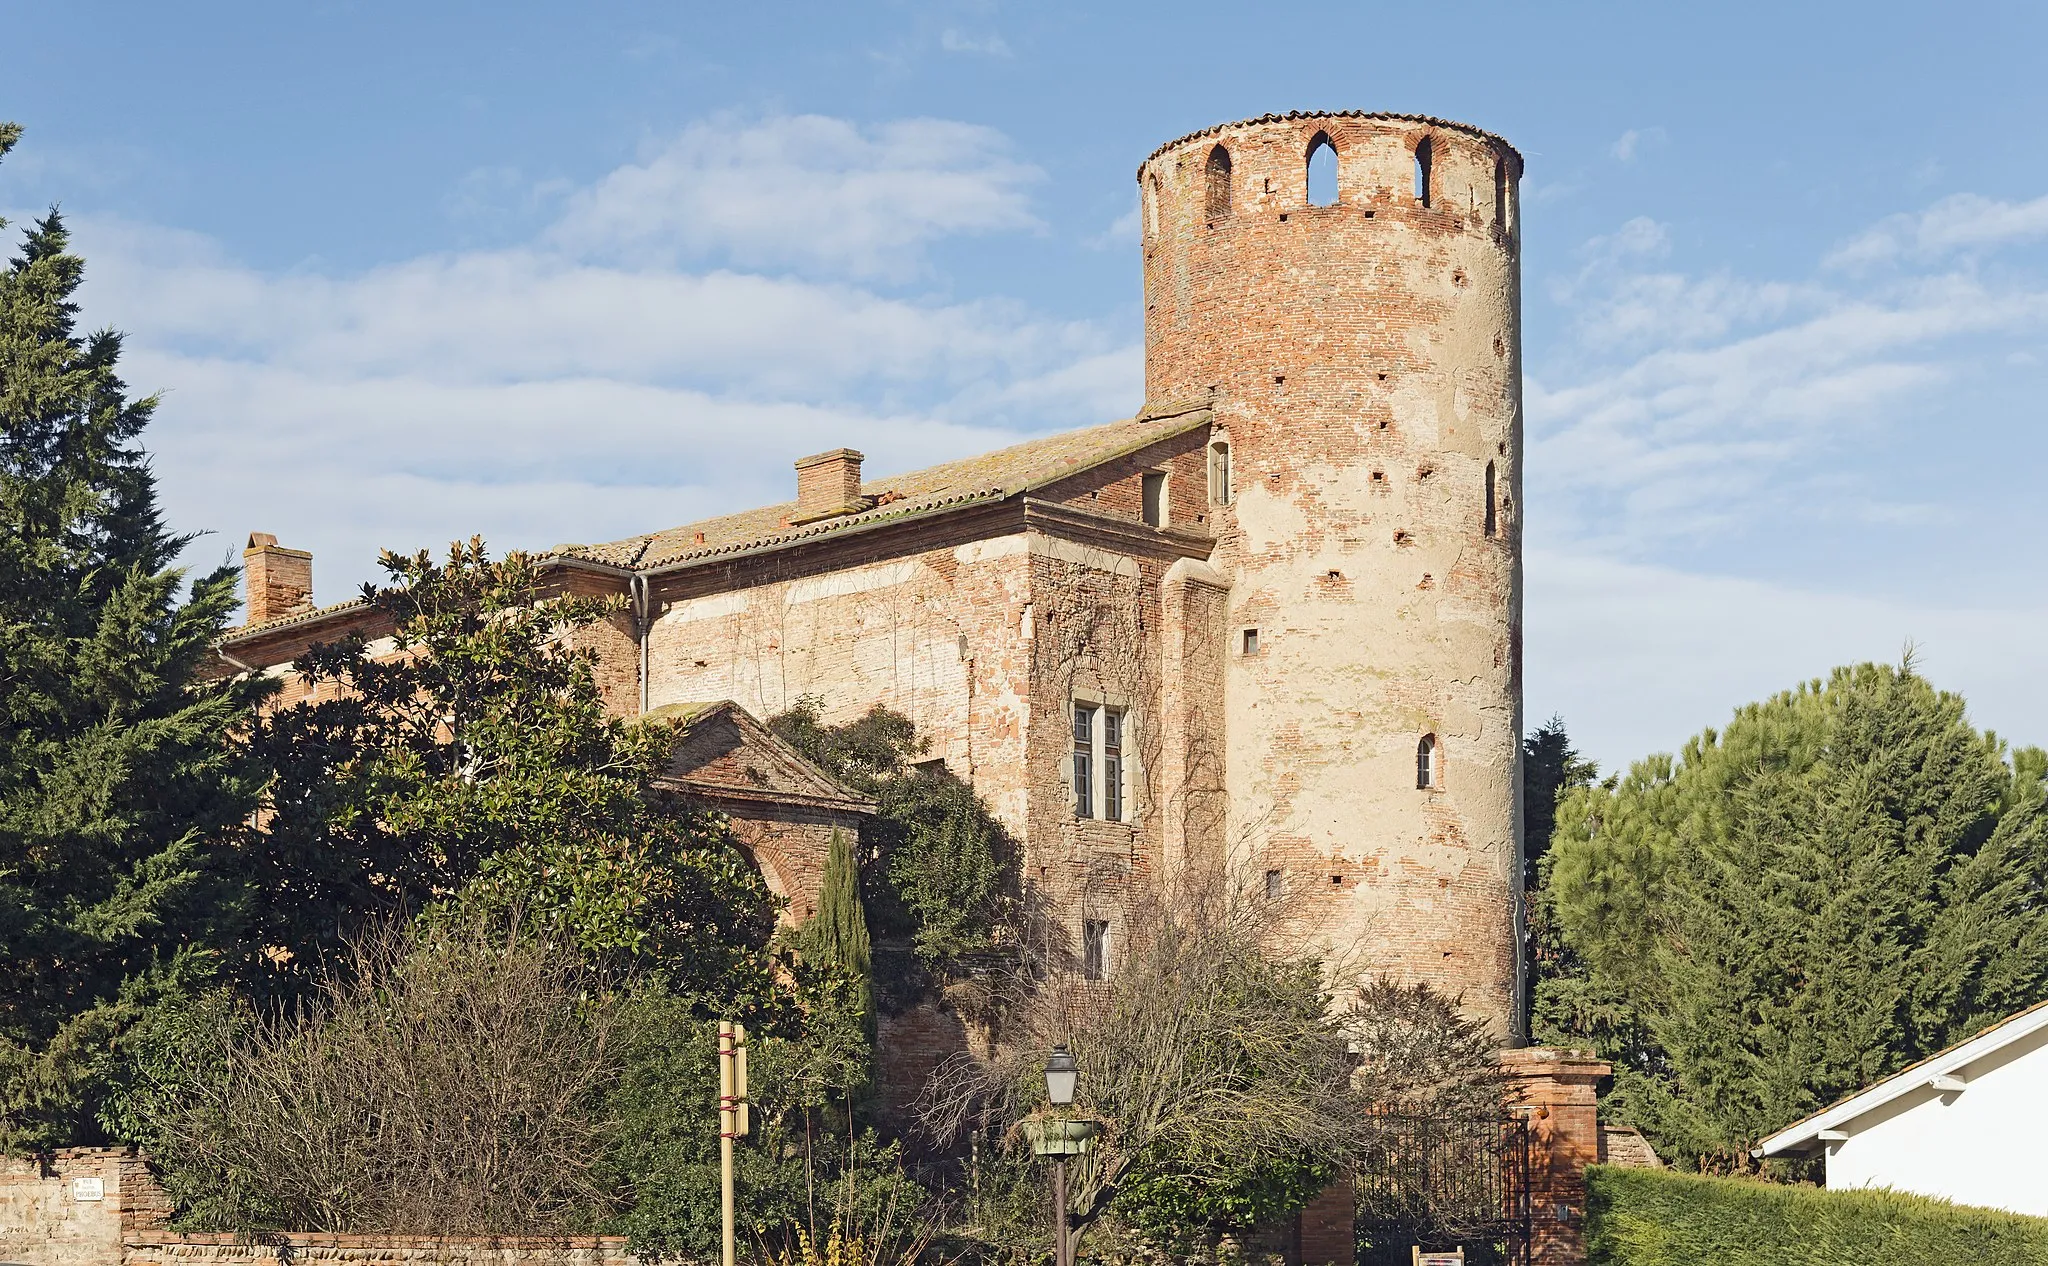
[1141, 113, 1525, 1036]
[123, 1233, 631, 1266]
[0, 1148, 169, 1266]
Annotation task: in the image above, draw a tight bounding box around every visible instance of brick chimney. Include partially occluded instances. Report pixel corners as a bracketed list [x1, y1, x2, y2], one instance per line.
[792, 448, 865, 523]
[242, 532, 314, 625]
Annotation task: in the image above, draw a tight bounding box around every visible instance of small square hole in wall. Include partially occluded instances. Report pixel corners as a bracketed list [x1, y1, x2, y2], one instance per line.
[1331, 873, 1343, 886]
[1242, 628, 1260, 655]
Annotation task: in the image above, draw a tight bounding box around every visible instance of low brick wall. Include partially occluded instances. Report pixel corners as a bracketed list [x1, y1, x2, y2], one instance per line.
[0, 1148, 635, 1266]
[124, 1233, 632, 1266]
[0, 1147, 169, 1266]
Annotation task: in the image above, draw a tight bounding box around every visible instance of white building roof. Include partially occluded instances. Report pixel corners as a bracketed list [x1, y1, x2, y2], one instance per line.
[1757, 997, 2048, 1157]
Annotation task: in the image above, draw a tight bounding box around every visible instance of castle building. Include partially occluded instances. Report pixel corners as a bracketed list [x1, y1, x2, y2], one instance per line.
[217, 112, 1527, 1040]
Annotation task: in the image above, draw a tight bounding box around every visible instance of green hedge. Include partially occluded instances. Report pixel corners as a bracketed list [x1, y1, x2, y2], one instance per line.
[1586, 1164, 2048, 1266]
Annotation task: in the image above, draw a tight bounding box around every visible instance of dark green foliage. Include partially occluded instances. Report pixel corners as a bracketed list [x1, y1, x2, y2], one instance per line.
[1119, 1148, 1336, 1242]
[241, 540, 778, 1001]
[0, 124, 266, 1148]
[1585, 1165, 2048, 1266]
[769, 698, 1016, 970]
[1521, 716, 1598, 1043]
[799, 829, 874, 1031]
[597, 988, 922, 1262]
[1537, 662, 2048, 1168]
[1522, 715, 1597, 887]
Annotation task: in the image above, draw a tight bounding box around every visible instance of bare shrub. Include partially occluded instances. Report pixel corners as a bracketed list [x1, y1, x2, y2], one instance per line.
[918, 865, 1373, 1260]
[164, 916, 620, 1234]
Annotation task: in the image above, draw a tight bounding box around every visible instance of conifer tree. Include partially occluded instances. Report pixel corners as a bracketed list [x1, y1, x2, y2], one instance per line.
[1537, 660, 2048, 1168]
[801, 829, 873, 1029]
[0, 124, 264, 1147]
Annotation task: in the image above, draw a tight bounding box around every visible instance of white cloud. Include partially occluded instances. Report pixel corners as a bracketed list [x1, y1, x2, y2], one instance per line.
[939, 28, 1011, 56]
[1533, 204, 2048, 552]
[1608, 127, 1667, 162]
[547, 114, 1043, 281]
[1825, 192, 2048, 271]
[1086, 200, 1141, 251]
[40, 114, 1126, 608]
[1525, 548, 2048, 773]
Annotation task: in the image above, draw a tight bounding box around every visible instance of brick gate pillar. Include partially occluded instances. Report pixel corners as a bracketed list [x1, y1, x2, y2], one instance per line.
[1498, 1048, 1609, 1266]
[1296, 1174, 1356, 1266]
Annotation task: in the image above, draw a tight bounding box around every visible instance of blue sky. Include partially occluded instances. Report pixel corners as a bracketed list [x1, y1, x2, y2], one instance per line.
[4, 0, 2045, 771]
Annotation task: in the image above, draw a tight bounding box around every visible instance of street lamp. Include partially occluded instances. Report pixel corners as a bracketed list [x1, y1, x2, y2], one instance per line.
[1045, 1043, 1078, 1106]
[1028, 1044, 1098, 1266]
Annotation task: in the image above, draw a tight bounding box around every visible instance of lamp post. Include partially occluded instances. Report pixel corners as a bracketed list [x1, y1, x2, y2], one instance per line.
[1028, 1044, 1097, 1266]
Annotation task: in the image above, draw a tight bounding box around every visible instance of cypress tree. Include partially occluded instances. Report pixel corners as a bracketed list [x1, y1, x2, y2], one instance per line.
[802, 829, 873, 1028]
[0, 124, 264, 1147]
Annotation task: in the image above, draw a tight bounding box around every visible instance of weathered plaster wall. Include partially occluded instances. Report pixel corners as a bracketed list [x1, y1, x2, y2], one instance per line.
[643, 535, 1037, 841]
[1142, 114, 1525, 1035]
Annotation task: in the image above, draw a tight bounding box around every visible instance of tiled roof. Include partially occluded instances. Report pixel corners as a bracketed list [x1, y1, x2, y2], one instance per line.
[556, 403, 1211, 572]
[1140, 110, 1521, 172]
[220, 596, 375, 646]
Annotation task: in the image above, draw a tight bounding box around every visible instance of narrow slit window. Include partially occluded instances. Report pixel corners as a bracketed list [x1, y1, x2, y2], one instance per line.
[1147, 173, 1161, 238]
[1306, 132, 1338, 207]
[1493, 158, 1507, 227]
[1141, 471, 1167, 527]
[1485, 461, 1498, 537]
[1243, 628, 1260, 656]
[1209, 440, 1232, 504]
[1073, 704, 1096, 818]
[1103, 710, 1124, 822]
[1414, 138, 1434, 208]
[1265, 869, 1283, 900]
[1082, 919, 1110, 981]
[1417, 734, 1439, 789]
[1205, 145, 1232, 220]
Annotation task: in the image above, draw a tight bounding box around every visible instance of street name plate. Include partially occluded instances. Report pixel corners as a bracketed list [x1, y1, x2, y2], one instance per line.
[71, 1177, 104, 1202]
[1412, 1252, 1463, 1266]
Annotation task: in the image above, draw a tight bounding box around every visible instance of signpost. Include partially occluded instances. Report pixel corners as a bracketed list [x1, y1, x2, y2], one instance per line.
[718, 1021, 750, 1266]
[1412, 1250, 1465, 1266]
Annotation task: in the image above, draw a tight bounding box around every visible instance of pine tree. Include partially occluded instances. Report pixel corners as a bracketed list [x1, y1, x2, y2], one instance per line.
[1537, 661, 2048, 1168]
[0, 124, 264, 1147]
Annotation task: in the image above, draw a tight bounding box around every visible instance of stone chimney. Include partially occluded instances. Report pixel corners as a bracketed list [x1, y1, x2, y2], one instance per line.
[792, 448, 865, 523]
[242, 532, 314, 625]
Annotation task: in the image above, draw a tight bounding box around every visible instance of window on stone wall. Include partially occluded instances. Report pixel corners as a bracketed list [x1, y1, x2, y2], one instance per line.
[1417, 734, 1440, 789]
[1494, 158, 1508, 227]
[1306, 132, 1338, 206]
[1485, 461, 1498, 537]
[1148, 173, 1162, 237]
[1073, 703, 1096, 818]
[1103, 709, 1124, 821]
[1206, 145, 1232, 220]
[1414, 137, 1434, 208]
[1072, 702, 1129, 822]
[1208, 440, 1232, 504]
[1141, 472, 1167, 527]
[1083, 918, 1110, 981]
[1265, 868, 1284, 899]
[1243, 628, 1259, 656]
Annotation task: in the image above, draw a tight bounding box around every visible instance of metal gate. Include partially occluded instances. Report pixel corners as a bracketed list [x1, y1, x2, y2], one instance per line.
[1354, 1112, 1532, 1266]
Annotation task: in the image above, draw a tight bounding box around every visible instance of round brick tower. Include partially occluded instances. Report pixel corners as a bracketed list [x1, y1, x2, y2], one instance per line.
[1140, 112, 1525, 1037]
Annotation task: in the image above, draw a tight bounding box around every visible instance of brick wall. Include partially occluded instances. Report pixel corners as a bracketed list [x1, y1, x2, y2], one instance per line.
[0, 1148, 170, 1266]
[1501, 1047, 1609, 1266]
[1141, 114, 1525, 1036]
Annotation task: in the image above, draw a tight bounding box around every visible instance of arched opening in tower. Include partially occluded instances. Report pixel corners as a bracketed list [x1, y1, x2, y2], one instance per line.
[1205, 144, 1232, 220]
[1414, 137, 1434, 208]
[1306, 132, 1338, 206]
